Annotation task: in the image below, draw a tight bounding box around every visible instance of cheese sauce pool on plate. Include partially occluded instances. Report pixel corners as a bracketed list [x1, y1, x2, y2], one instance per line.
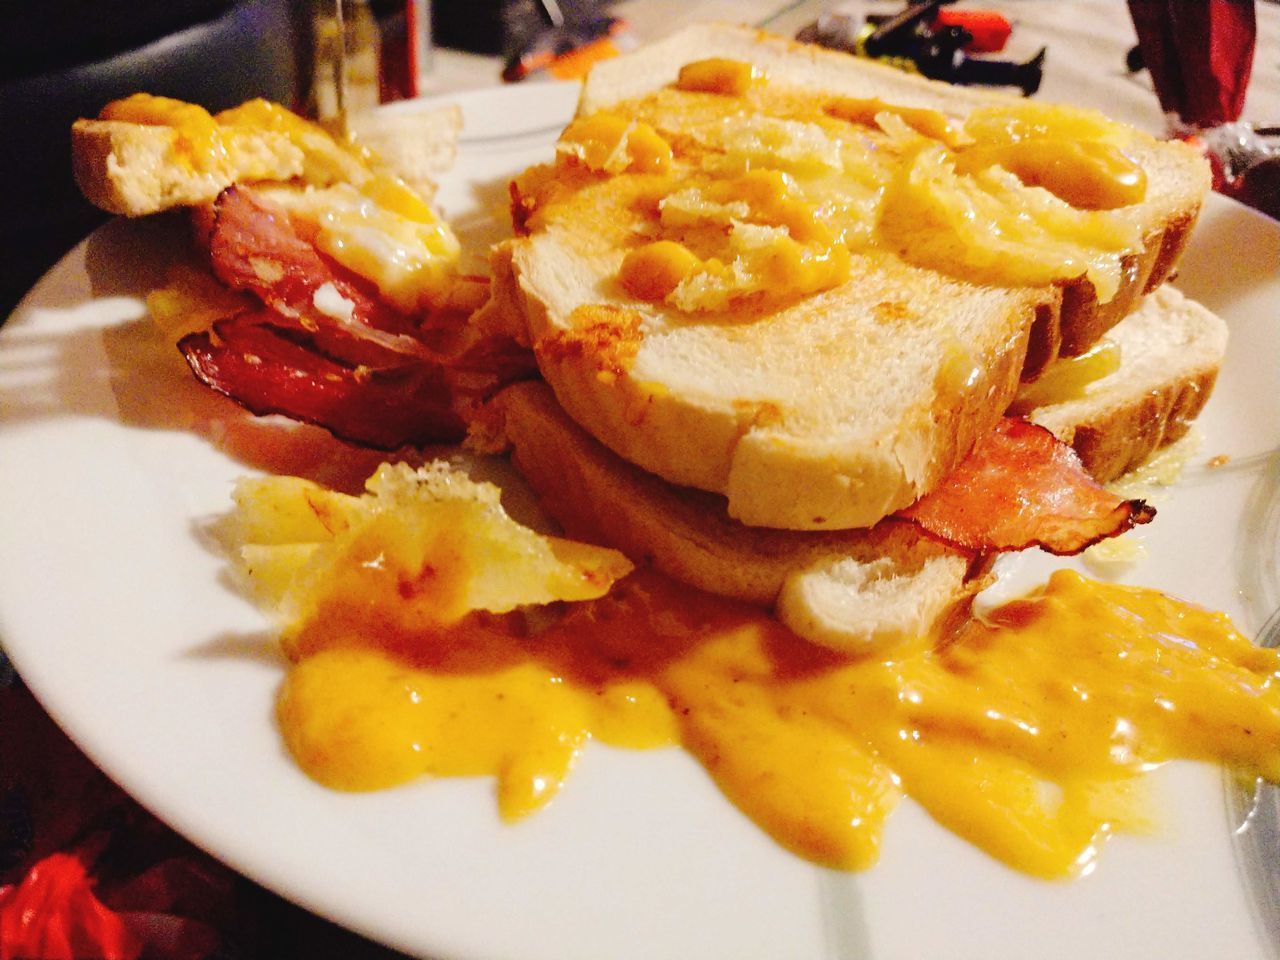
[277, 565, 1280, 878]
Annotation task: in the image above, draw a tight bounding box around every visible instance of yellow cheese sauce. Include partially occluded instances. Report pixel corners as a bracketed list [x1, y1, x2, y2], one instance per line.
[101, 93, 229, 171]
[276, 565, 1280, 878]
[257, 182, 461, 313]
[538, 59, 1155, 312]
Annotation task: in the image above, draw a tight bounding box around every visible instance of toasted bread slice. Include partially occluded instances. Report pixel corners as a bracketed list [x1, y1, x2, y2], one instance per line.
[498, 24, 1210, 533]
[490, 285, 1227, 653]
[1029, 285, 1226, 482]
[72, 98, 461, 217]
[72, 120, 304, 217]
[578, 23, 1206, 363]
[494, 378, 980, 655]
[505, 242, 1048, 531]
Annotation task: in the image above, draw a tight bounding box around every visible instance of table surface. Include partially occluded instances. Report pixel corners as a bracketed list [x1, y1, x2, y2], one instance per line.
[425, 0, 1280, 132]
[2, 2, 1278, 959]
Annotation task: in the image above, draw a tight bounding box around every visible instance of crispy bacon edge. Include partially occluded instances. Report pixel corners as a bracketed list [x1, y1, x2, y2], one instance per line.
[899, 417, 1155, 556]
[179, 311, 467, 449]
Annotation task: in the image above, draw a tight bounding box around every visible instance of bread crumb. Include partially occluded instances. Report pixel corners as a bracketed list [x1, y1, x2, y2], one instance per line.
[1207, 454, 1230, 468]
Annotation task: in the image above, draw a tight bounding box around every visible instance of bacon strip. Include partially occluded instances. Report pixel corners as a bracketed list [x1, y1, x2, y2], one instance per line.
[180, 310, 465, 449]
[900, 418, 1155, 555]
[179, 186, 539, 449]
[208, 187, 440, 366]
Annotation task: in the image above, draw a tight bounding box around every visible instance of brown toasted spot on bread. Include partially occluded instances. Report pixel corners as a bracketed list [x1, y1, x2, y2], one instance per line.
[535, 304, 644, 376]
[750, 401, 784, 428]
[510, 165, 558, 235]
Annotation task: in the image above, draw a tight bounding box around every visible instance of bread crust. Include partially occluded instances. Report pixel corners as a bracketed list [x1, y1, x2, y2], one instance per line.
[1038, 210, 1201, 366]
[71, 119, 305, 217]
[1146, 210, 1200, 294]
[70, 122, 140, 215]
[1068, 368, 1217, 482]
[495, 380, 965, 606]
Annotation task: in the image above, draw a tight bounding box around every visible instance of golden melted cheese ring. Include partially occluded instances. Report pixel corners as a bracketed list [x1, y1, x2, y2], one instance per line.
[955, 139, 1148, 210]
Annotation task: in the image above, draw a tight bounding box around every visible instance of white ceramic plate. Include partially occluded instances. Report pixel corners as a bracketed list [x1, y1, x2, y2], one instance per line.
[2, 84, 1279, 960]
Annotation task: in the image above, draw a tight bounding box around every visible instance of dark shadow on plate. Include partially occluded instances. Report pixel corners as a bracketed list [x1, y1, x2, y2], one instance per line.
[84, 215, 186, 297]
[183, 630, 286, 668]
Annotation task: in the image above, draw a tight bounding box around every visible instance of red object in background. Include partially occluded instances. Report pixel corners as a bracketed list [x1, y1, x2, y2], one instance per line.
[933, 9, 1012, 53]
[404, 0, 429, 96]
[378, 0, 431, 102]
[0, 854, 140, 960]
[1128, 0, 1275, 220]
[1126, 0, 1256, 127]
[0, 673, 416, 959]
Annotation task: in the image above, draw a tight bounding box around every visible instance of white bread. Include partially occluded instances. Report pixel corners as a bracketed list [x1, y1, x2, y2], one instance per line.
[490, 285, 1227, 653]
[575, 24, 1208, 369]
[72, 101, 461, 218]
[492, 378, 979, 655]
[506, 244, 1048, 531]
[1030, 285, 1226, 482]
[72, 121, 305, 217]
[497, 24, 1210, 533]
